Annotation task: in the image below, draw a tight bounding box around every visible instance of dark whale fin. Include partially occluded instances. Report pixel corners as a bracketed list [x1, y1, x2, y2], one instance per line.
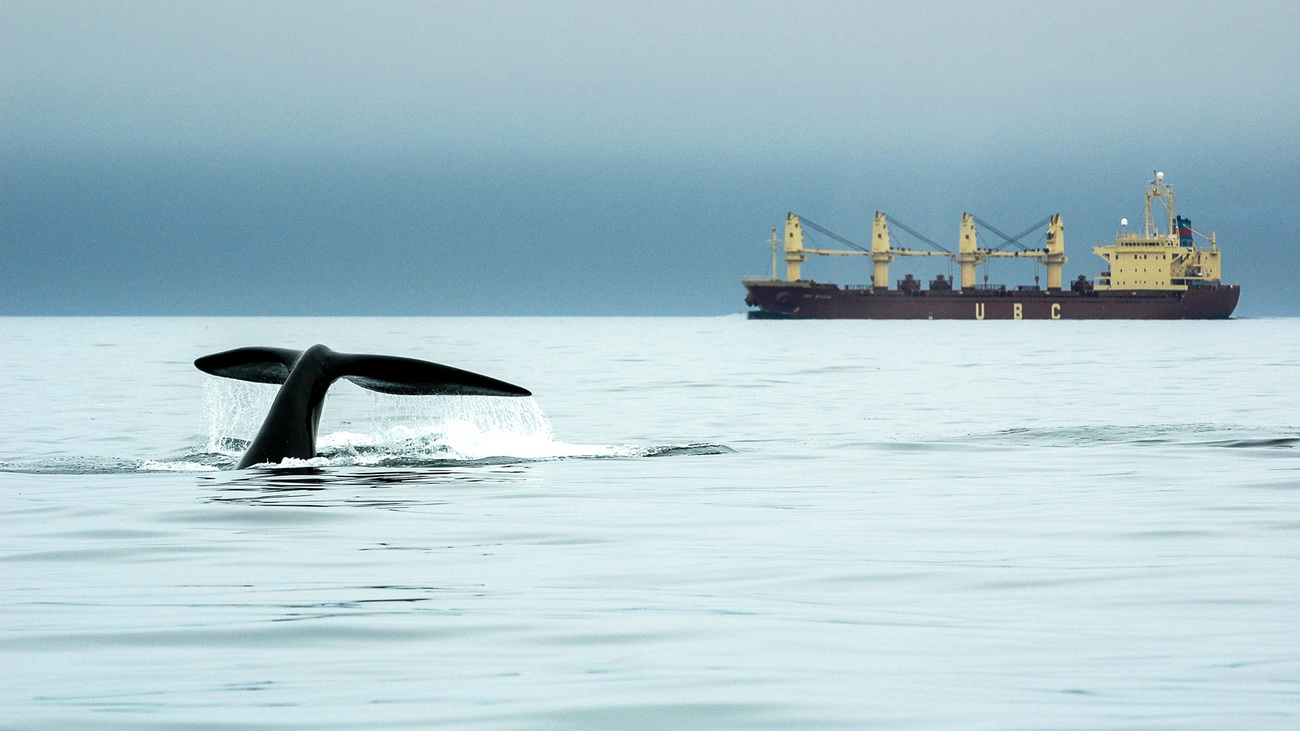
[195, 344, 531, 469]
[194, 347, 304, 385]
[338, 354, 532, 396]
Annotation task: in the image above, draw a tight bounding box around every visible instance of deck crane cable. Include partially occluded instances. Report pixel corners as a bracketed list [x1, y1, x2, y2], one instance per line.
[972, 214, 1053, 252]
[796, 217, 870, 252]
[969, 215, 1024, 251]
[881, 214, 952, 254]
[1004, 216, 1053, 250]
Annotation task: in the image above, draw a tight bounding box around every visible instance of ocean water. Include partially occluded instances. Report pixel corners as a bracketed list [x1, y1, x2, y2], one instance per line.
[2, 316, 1299, 729]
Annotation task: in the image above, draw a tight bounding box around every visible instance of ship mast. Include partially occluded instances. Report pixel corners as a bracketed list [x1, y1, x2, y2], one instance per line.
[1145, 170, 1177, 239]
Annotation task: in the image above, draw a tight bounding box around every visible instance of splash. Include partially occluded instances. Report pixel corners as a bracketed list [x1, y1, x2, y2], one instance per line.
[197, 380, 668, 465]
[322, 393, 635, 462]
[202, 377, 278, 452]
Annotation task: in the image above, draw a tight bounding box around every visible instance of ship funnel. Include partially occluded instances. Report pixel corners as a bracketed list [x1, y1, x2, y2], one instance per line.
[1176, 216, 1194, 247]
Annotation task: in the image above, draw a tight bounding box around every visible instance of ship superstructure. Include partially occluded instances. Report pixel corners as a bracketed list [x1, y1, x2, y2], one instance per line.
[743, 173, 1238, 320]
[1092, 172, 1222, 291]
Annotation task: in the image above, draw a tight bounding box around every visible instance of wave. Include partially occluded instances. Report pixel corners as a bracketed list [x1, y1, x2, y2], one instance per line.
[1, 422, 733, 477]
[947, 424, 1300, 449]
[0, 385, 732, 475]
[0, 442, 735, 475]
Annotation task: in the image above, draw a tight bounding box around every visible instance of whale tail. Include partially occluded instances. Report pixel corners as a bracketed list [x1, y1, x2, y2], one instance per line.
[196, 345, 530, 468]
[195, 346, 531, 397]
[194, 347, 302, 385]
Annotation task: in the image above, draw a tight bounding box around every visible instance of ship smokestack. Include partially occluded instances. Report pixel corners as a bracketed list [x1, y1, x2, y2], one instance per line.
[1176, 216, 1193, 247]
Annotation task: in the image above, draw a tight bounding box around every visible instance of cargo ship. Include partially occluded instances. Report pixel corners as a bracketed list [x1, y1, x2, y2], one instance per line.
[743, 173, 1239, 320]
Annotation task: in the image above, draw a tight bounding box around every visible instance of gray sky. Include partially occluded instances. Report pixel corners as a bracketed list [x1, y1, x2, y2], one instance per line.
[3, 1, 1298, 315]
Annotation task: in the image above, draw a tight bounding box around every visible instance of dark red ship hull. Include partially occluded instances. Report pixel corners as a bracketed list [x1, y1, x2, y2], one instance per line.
[743, 280, 1240, 320]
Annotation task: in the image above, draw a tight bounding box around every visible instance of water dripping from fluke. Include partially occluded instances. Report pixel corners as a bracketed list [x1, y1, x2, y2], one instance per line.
[197, 381, 734, 470]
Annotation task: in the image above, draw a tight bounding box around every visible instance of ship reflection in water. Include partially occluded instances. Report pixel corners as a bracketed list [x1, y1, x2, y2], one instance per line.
[744, 173, 1240, 320]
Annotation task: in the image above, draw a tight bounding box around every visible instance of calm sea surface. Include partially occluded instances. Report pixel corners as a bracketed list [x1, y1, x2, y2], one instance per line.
[2, 316, 1299, 729]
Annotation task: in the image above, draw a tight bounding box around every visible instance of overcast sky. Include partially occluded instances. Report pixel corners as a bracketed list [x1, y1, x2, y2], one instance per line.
[3, 1, 1298, 315]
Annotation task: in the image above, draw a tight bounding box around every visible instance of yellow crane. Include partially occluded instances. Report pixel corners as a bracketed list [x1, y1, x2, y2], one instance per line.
[771, 211, 1066, 291]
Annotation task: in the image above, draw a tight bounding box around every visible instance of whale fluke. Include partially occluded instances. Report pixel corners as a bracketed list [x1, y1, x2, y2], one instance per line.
[196, 344, 530, 469]
[194, 347, 303, 384]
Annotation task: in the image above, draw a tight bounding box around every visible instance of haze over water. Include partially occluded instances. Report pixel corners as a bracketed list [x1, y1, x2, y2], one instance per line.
[3, 316, 1298, 728]
[4, 3, 1299, 317]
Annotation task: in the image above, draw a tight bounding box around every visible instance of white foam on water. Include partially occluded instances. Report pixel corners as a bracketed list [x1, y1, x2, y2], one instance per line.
[326, 394, 637, 461]
[139, 459, 220, 472]
[201, 381, 636, 464]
